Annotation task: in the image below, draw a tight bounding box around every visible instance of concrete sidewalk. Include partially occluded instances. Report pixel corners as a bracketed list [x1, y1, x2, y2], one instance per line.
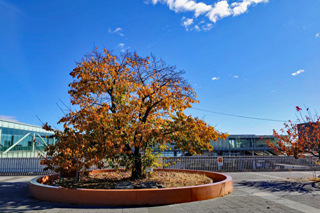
[0, 171, 319, 213]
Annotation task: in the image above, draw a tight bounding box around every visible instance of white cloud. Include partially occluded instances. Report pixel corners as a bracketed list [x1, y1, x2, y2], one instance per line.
[146, 0, 269, 30]
[117, 43, 130, 52]
[181, 17, 194, 31]
[292, 69, 305, 76]
[202, 23, 213, 31]
[206, 1, 231, 23]
[233, 75, 239, 78]
[316, 32, 320, 38]
[232, 0, 268, 16]
[212, 77, 220, 80]
[181, 17, 213, 31]
[0, 115, 18, 122]
[194, 2, 212, 17]
[108, 27, 124, 36]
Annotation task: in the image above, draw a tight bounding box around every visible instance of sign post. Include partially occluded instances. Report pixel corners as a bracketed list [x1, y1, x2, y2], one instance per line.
[146, 167, 153, 178]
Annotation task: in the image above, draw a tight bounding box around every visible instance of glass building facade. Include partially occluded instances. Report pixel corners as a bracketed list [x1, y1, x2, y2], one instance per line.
[207, 135, 279, 156]
[159, 135, 279, 157]
[0, 118, 279, 157]
[0, 119, 55, 158]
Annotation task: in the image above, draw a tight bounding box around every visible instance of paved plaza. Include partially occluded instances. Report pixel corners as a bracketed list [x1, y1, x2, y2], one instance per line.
[0, 171, 319, 213]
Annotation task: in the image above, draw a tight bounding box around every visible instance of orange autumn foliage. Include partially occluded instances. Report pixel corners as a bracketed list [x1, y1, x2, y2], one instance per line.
[42, 49, 227, 178]
[267, 107, 320, 159]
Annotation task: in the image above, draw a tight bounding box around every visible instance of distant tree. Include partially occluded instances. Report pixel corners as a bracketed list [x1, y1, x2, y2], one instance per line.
[267, 107, 320, 159]
[43, 49, 227, 179]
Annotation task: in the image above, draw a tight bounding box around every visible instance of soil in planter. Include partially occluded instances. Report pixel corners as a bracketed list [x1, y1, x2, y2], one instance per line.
[51, 171, 213, 189]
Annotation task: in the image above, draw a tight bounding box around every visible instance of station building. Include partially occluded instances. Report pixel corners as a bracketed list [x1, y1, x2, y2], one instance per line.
[165, 135, 279, 157]
[0, 119, 279, 158]
[0, 119, 55, 158]
[204, 134, 279, 156]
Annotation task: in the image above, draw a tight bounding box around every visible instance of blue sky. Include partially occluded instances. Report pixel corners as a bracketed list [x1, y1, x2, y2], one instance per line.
[0, 0, 319, 135]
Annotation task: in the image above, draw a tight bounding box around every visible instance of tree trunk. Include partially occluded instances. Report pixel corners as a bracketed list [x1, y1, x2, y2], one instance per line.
[131, 148, 143, 179]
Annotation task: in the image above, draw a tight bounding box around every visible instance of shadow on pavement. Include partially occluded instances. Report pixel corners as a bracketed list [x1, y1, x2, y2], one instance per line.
[238, 180, 320, 193]
[0, 182, 139, 212]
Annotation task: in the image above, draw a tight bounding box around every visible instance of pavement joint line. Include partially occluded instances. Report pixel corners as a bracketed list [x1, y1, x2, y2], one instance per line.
[271, 191, 320, 196]
[1, 176, 35, 183]
[241, 186, 319, 213]
[0, 176, 24, 182]
[249, 172, 288, 180]
[233, 178, 290, 183]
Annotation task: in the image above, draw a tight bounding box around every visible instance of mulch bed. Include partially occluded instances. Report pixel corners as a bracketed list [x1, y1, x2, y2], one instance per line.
[51, 171, 213, 189]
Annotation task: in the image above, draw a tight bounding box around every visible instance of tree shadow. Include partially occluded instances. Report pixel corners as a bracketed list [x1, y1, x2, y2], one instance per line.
[0, 181, 143, 212]
[238, 180, 320, 193]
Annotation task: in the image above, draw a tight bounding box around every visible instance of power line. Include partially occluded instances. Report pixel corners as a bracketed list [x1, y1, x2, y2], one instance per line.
[191, 107, 287, 122]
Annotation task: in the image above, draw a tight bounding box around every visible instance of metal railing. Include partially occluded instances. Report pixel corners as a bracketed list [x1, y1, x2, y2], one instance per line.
[0, 151, 44, 158]
[1, 156, 319, 175]
[0, 157, 48, 175]
[161, 156, 320, 172]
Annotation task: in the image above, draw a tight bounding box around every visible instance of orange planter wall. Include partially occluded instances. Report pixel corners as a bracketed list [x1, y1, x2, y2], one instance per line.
[29, 169, 233, 206]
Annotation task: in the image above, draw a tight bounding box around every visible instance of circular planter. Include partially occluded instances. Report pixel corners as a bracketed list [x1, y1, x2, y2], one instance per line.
[29, 169, 233, 206]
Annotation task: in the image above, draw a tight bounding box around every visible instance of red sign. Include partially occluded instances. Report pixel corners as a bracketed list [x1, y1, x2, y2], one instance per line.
[217, 157, 223, 166]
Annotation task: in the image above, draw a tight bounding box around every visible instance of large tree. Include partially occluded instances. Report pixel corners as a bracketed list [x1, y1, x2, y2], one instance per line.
[267, 107, 320, 159]
[43, 49, 227, 179]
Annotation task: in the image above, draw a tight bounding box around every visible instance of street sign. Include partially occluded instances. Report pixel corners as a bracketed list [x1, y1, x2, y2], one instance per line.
[146, 167, 153, 173]
[217, 157, 223, 167]
[40, 160, 45, 165]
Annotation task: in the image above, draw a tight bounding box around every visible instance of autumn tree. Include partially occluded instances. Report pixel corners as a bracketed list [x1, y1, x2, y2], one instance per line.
[267, 107, 320, 159]
[43, 49, 227, 179]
